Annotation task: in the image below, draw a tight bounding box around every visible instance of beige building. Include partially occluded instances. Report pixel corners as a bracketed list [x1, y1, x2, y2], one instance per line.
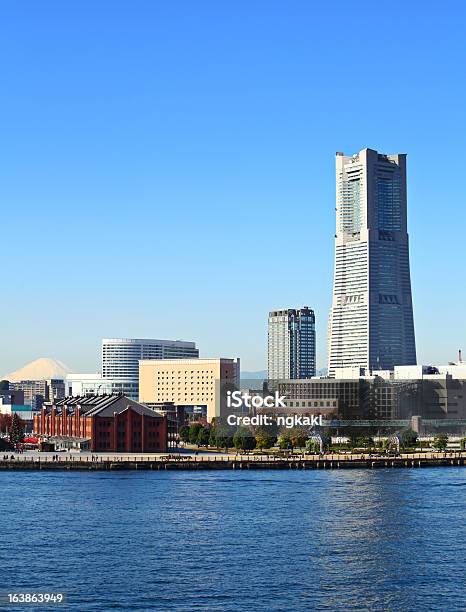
[139, 358, 240, 422]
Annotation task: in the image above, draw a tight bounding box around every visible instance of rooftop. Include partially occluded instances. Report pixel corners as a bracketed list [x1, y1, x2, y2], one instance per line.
[44, 394, 163, 418]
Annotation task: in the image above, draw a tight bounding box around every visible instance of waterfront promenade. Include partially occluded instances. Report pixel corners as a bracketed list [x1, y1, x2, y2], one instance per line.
[1, 450, 465, 470]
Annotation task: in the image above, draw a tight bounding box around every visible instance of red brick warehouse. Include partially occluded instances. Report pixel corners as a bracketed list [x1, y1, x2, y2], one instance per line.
[34, 394, 168, 452]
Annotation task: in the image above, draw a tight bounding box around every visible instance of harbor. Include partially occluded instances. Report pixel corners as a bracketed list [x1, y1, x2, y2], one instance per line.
[1, 451, 465, 471]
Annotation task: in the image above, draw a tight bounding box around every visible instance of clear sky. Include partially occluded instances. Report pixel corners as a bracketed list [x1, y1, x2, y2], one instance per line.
[1, 0, 465, 375]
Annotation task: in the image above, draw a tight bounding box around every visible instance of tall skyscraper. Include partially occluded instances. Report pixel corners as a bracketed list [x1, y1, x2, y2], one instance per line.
[268, 307, 316, 380]
[102, 338, 199, 399]
[328, 148, 416, 377]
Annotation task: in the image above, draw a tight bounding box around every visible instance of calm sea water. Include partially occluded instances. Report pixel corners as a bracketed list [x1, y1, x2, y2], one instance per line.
[1, 468, 465, 612]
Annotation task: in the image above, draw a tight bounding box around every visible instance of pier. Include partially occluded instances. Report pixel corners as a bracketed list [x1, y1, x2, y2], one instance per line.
[0, 452, 465, 471]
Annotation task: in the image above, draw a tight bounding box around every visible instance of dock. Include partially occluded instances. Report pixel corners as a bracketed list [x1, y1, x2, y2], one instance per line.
[0, 452, 465, 471]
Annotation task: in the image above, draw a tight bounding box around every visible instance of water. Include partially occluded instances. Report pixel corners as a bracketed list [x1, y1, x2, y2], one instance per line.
[1, 468, 465, 611]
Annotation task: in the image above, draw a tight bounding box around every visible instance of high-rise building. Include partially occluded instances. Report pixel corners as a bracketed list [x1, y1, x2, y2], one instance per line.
[268, 307, 316, 380]
[328, 148, 416, 377]
[101, 338, 199, 399]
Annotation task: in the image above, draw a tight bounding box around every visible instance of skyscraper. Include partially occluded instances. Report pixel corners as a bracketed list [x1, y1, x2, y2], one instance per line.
[328, 148, 416, 377]
[268, 307, 316, 380]
[102, 338, 199, 399]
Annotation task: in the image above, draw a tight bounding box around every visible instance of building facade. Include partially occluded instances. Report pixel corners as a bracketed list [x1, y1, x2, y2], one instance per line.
[34, 394, 168, 452]
[278, 378, 363, 420]
[8, 379, 65, 411]
[101, 338, 199, 399]
[328, 148, 416, 376]
[268, 307, 316, 380]
[65, 373, 138, 400]
[139, 358, 240, 422]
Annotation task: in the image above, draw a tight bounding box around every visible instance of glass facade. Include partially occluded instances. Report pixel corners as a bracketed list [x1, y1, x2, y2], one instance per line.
[268, 308, 316, 380]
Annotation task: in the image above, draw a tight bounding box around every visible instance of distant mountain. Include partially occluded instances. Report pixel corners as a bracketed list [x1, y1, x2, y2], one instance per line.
[2, 358, 73, 382]
[241, 370, 267, 380]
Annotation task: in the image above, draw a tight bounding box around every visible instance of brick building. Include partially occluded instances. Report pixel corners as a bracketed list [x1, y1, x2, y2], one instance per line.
[33, 394, 168, 452]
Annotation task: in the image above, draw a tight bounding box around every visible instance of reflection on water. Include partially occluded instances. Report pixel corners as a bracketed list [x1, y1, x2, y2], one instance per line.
[1, 469, 465, 611]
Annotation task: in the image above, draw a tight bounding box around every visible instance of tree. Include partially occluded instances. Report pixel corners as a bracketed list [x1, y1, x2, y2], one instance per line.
[432, 433, 448, 451]
[381, 438, 390, 451]
[355, 436, 374, 449]
[197, 427, 211, 447]
[255, 431, 275, 450]
[233, 428, 256, 451]
[460, 438, 466, 451]
[277, 433, 292, 450]
[289, 427, 309, 449]
[188, 423, 203, 445]
[306, 438, 320, 454]
[209, 427, 218, 448]
[216, 434, 233, 449]
[179, 425, 190, 444]
[209, 419, 233, 450]
[401, 428, 418, 448]
[9, 413, 24, 445]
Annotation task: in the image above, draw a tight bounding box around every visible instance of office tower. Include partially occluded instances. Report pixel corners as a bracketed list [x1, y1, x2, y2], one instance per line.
[328, 148, 416, 377]
[102, 338, 199, 399]
[139, 357, 240, 422]
[268, 307, 316, 380]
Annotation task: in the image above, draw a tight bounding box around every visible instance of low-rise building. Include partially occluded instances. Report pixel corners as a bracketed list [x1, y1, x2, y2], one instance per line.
[33, 394, 168, 453]
[278, 378, 363, 419]
[139, 358, 240, 422]
[65, 373, 139, 400]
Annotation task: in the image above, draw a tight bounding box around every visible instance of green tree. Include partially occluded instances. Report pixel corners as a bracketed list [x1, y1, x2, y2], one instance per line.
[208, 419, 233, 450]
[306, 438, 320, 454]
[401, 428, 418, 448]
[432, 433, 448, 451]
[233, 428, 256, 451]
[460, 438, 466, 451]
[289, 427, 309, 449]
[197, 426, 211, 447]
[208, 427, 218, 448]
[216, 434, 233, 450]
[188, 423, 203, 445]
[355, 436, 374, 449]
[381, 438, 390, 451]
[9, 413, 24, 445]
[178, 425, 190, 444]
[278, 433, 292, 450]
[255, 431, 275, 450]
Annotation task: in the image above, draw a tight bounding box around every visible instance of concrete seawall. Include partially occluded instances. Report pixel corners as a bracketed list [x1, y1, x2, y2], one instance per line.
[0, 454, 465, 471]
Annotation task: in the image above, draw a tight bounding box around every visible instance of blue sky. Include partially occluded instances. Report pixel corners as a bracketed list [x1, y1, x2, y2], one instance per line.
[1, 0, 465, 374]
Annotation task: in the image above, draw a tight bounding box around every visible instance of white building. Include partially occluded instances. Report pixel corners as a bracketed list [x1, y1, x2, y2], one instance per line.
[101, 337, 199, 399]
[328, 148, 416, 376]
[65, 373, 139, 399]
